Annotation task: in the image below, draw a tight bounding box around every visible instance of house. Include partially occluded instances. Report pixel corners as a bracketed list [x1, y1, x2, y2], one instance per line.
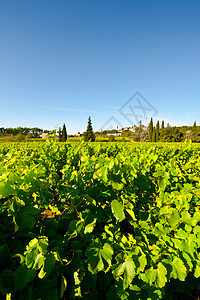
[41, 133, 49, 139]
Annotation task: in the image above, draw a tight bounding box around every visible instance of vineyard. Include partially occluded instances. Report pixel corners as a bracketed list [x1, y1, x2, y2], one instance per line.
[1, 139, 200, 299]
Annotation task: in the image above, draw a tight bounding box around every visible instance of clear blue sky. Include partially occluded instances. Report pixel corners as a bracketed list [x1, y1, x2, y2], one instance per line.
[0, 0, 199, 134]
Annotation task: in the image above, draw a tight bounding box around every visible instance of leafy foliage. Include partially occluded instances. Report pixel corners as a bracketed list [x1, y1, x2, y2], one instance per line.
[160, 126, 184, 142]
[1, 139, 200, 299]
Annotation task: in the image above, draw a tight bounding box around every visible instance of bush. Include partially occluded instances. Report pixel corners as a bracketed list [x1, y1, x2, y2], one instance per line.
[108, 135, 115, 142]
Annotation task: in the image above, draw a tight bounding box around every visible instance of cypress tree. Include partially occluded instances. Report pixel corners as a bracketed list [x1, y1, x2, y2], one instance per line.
[62, 123, 67, 142]
[152, 127, 156, 142]
[58, 127, 62, 142]
[194, 121, 197, 128]
[148, 117, 153, 142]
[161, 120, 165, 130]
[138, 120, 142, 141]
[83, 116, 95, 142]
[156, 121, 160, 141]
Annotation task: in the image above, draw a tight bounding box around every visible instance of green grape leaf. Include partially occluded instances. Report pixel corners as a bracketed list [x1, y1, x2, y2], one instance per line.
[113, 255, 135, 286]
[37, 278, 58, 300]
[60, 275, 67, 299]
[182, 252, 193, 272]
[99, 166, 108, 182]
[169, 210, 180, 228]
[155, 263, 167, 288]
[38, 236, 49, 255]
[25, 248, 44, 270]
[171, 257, 187, 281]
[194, 263, 200, 278]
[0, 180, 15, 199]
[138, 254, 147, 272]
[38, 253, 56, 279]
[140, 263, 167, 288]
[111, 200, 125, 222]
[175, 229, 188, 239]
[181, 211, 193, 226]
[14, 265, 36, 291]
[15, 212, 35, 229]
[126, 208, 137, 221]
[84, 218, 97, 234]
[86, 240, 113, 274]
[112, 182, 124, 190]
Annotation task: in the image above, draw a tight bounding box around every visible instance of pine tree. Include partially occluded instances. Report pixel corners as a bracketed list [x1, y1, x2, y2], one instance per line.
[148, 118, 153, 142]
[156, 121, 160, 141]
[152, 127, 156, 142]
[62, 124, 67, 142]
[161, 120, 165, 130]
[83, 116, 95, 142]
[58, 127, 62, 142]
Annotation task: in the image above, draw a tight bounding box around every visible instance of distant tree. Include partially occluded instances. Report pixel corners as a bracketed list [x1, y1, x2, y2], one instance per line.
[50, 129, 56, 135]
[161, 120, 165, 130]
[31, 127, 43, 138]
[16, 134, 25, 142]
[140, 131, 148, 142]
[160, 127, 183, 142]
[138, 120, 143, 141]
[26, 132, 33, 139]
[122, 129, 132, 137]
[23, 127, 30, 135]
[58, 127, 62, 142]
[133, 136, 140, 142]
[156, 121, 160, 141]
[62, 124, 67, 142]
[148, 118, 153, 142]
[108, 135, 115, 142]
[194, 121, 197, 128]
[185, 130, 193, 140]
[83, 116, 95, 142]
[152, 127, 156, 142]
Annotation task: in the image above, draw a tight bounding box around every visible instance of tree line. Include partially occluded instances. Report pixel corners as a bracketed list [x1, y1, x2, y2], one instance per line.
[0, 127, 44, 137]
[148, 118, 200, 142]
[0, 117, 95, 143]
[1, 117, 199, 143]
